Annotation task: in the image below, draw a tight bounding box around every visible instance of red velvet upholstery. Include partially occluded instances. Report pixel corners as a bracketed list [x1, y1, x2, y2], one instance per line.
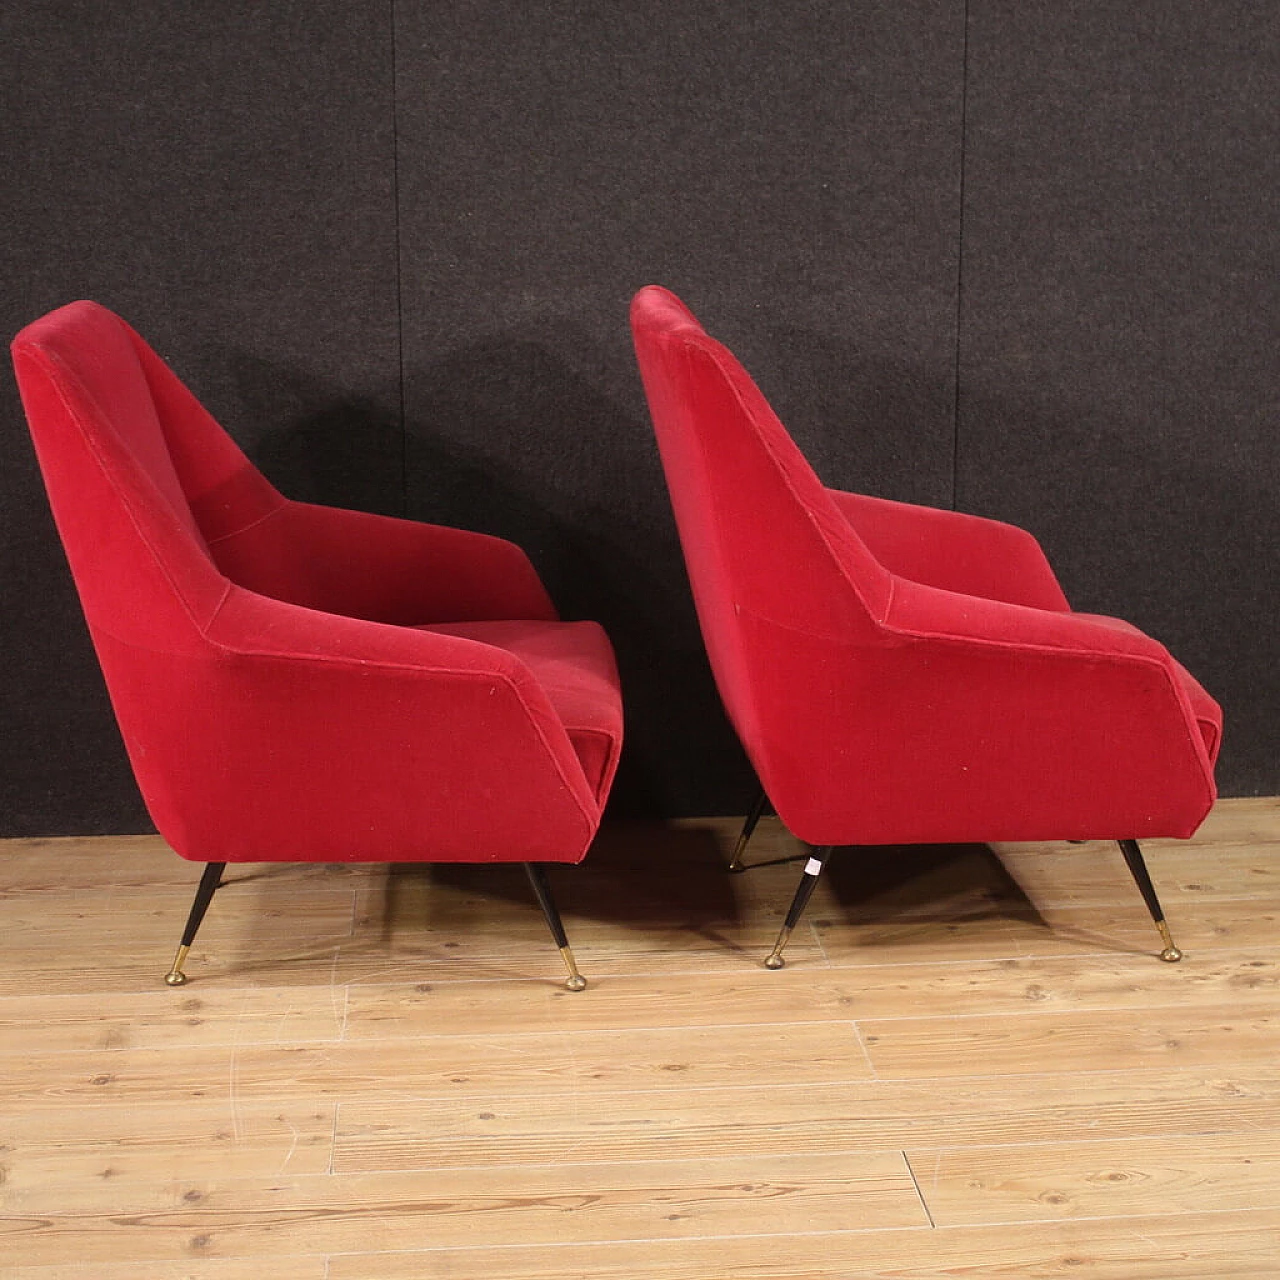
[630, 285, 1220, 847]
[12, 301, 622, 866]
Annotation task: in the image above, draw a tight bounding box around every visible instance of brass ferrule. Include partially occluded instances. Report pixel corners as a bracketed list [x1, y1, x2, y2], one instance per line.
[164, 944, 191, 986]
[560, 946, 587, 992]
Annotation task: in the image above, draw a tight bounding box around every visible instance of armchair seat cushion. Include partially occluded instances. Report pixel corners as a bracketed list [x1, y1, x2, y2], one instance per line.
[418, 619, 624, 806]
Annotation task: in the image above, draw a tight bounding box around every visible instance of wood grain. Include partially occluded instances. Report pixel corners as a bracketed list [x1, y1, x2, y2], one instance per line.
[0, 1020, 869, 1108]
[2, 1153, 926, 1265]
[2, 1261, 328, 1280]
[2, 1103, 337, 1196]
[860, 1008, 1280, 1078]
[332, 1069, 1280, 1172]
[323, 1210, 1280, 1279]
[907, 1130, 1280, 1225]
[1, 798, 1277, 1276]
[0, 986, 346, 1054]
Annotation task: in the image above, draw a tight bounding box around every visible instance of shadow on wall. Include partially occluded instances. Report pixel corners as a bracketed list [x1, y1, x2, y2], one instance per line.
[760, 321, 956, 510]
[229, 356, 406, 520]
[229, 326, 1274, 819]
[247, 335, 752, 820]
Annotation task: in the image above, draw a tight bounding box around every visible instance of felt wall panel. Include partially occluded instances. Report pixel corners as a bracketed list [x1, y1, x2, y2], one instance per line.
[4, 1, 1271, 836]
[956, 1, 1279, 796]
[1, 2, 399, 833]
[393, 0, 965, 815]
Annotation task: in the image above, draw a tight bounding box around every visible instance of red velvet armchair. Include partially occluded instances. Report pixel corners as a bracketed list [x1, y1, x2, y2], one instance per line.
[630, 285, 1221, 969]
[12, 301, 622, 989]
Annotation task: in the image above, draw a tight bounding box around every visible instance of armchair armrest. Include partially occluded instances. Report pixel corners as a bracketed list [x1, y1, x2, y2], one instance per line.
[827, 488, 1071, 612]
[739, 581, 1216, 845]
[148, 584, 602, 863]
[879, 576, 1217, 824]
[884, 576, 1168, 662]
[206, 496, 558, 626]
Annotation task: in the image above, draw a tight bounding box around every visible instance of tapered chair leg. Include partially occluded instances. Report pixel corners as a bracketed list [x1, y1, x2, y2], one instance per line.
[728, 787, 770, 872]
[524, 863, 588, 991]
[165, 861, 227, 986]
[1117, 839, 1183, 962]
[764, 845, 834, 970]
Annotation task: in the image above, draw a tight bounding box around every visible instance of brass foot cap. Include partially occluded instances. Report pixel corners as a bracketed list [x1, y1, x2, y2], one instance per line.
[564, 975, 588, 992]
[1159, 947, 1183, 963]
[164, 971, 188, 987]
[763, 954, 786, 970]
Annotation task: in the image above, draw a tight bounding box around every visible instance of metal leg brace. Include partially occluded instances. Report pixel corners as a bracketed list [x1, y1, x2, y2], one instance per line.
[728, 788, 770, 873]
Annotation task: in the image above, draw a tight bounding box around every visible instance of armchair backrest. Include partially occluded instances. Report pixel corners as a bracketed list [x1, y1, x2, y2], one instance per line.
[630, 286, 893, 760]
[11, 302, 247, 651]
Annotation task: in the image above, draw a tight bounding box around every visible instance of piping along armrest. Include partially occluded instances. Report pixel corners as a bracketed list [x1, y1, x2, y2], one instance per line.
[884, 575, 1167, 662]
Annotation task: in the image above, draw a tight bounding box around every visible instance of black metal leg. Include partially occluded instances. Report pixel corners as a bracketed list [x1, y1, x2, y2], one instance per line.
[1117, 839, 1183, 962]
[728, 787, 770, 872]
[165, 861, 226, 986]
[764, 845, 835, 970]
[524, 863, 587, 991]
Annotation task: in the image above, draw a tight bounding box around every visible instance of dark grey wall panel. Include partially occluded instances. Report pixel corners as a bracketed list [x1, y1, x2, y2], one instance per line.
[1, 3, 400, 834]
[957, 2, 1279, 796]
[394, 0, 965, 815]
[7, 1, 1268, 837]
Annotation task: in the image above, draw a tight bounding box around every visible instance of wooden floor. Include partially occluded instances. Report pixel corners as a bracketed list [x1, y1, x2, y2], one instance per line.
[1, 798, 1278, 1278]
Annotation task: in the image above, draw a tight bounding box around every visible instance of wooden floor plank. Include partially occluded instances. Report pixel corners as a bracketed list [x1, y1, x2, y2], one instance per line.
[323, 1209, 1280, 1279]
[859, 1007, 1280, 1078]
[0, 1021, 870, 1107]
[0, 885, 358, 949]
[343, 967, 857, 1037]
[907, 1130, 1280, 1225]
[0, 840, 379, 895]
[337, 948, 1280, 1045]
[813, 893, 1280, 967]
[989, 839, 1280, 908]
[333, 1068, 1280, 1172]
[824, 947, 1280, 1017]
[2, 1261, 328, 1280]
[2, 1103, 337, 1196]
[2, 1152, 926, 1265]
[0, 986, 346, 1054]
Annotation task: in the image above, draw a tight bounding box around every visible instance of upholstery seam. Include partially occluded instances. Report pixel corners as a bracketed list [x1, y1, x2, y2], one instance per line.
[679, 335, 893, 622]
[202, 499, 290, 547]
[737, 600, 1217, 811]
[18, 346, 226, 635]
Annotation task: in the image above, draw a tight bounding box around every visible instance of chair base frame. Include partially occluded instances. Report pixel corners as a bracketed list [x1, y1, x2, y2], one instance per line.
[737, 817, 1184, 968]
[163, 859, 588, 990]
